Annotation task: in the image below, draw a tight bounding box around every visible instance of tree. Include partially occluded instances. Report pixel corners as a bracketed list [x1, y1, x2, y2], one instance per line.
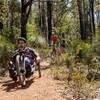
[21, 0, 33, 39]
[9, 0, 19, 36]
[47, 1, 52, 46]
[8, 0, 20, 42]
[37, 1, 47, 36]
[89, 0, 95, 35]
[77, 0, 96, 42]
[52, 0, 67, 30]
[77, 0, 86, 40]
[95, 0, 100, 34]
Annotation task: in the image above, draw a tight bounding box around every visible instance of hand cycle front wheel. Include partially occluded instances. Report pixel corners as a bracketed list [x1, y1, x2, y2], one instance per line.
[16, 55, 26, 87]
[19, 74, 26, 87]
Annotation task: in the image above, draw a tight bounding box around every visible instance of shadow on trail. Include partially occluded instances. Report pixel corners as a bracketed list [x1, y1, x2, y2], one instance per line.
[35, 65, 50, 72]
[40, 66, 50, 70]
[1, 77, 35, 92]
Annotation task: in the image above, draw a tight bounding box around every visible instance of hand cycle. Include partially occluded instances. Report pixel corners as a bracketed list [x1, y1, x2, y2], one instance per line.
[16, 49, 27, 87]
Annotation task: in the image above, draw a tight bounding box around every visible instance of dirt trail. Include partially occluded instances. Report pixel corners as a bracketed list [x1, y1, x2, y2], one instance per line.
[0, 61, 65, 100]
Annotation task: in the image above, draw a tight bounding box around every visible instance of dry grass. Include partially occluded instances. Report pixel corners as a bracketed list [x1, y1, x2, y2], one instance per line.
[36, 47, 100, 100]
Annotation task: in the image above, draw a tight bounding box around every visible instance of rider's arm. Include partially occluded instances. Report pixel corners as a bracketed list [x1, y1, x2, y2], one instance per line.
[28, 48, 40, 62]
[10, 50, 19, 63]
[35, 52, 41, 64]
[35, 53, 41, 78]
[28, 48, 41, 77]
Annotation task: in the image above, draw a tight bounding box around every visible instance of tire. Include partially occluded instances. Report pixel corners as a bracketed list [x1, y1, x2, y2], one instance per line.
[16, 55, 26, 87]
[12, 76, 17, 81]
[25, 66, 32, 78]
[19, 75, 26, 87]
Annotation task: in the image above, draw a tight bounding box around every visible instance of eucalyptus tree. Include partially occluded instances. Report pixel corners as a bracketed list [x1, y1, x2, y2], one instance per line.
[21, 0, 33, 39]
[95, 0, 100, 33]
[77, 0, 96, 42]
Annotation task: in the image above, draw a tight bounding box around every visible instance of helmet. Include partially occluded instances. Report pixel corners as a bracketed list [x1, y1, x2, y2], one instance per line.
[17, 37, 26, 43]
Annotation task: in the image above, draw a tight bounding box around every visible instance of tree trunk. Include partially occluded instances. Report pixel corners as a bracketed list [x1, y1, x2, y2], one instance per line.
[21, 19, 27, 39]
[21, 0, 27, 39]
[41, 2, 47, 35]
[21, 0, 33, 39]
[47, 1, 52, 46]
[90, 0, 95, 35]
[96, 0, 100, 34]
[97, 10, 100, 33]
[38, 0, 42, 33]
[9, 0, 15, 42]
[10, 9, 14, 35]
[77, 0, 86, 40]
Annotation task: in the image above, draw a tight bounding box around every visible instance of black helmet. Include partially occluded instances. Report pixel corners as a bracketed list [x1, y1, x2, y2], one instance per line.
[17, 37, 26, 43]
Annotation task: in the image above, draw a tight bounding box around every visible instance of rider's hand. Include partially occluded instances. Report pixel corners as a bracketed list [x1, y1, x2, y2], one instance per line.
[9, 61, 13, 64]
[36, 56, 41, 64]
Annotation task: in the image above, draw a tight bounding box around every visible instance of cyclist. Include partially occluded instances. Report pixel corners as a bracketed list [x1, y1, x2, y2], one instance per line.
[9, 37, 41, 81]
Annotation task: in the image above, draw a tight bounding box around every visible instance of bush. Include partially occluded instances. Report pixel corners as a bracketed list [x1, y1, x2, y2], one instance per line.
[28, 35, 47, 48]
[92, 34, 100, 56]
[0, 36, 14, 68]
[70, 39, 92, 63]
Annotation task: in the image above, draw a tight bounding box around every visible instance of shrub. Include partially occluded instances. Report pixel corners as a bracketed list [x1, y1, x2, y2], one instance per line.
[70, 39, 93, 64]
[0, 36, 14, 68]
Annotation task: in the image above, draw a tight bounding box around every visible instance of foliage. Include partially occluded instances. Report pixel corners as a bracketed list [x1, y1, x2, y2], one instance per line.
[92, 34, 100, 56]
[0, 0, 20, 42]
[0, 36, 14, 68]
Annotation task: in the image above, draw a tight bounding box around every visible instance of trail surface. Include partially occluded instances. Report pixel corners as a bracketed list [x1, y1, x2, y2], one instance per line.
[0, 61, 65, 100]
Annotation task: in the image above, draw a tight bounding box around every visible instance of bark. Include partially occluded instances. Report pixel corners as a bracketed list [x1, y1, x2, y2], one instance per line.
[38, 0, 42, 33]
[77, 0, 86, 40]
[77, 0, 95, 42]
[21, 0, 33, 39]
[89, 0, 95, 35]
[47, 1, 52, 46]
[41, 2, 47, 35]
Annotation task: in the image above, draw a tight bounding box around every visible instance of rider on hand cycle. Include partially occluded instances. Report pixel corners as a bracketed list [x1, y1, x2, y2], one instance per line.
[9, 37, 41, 81]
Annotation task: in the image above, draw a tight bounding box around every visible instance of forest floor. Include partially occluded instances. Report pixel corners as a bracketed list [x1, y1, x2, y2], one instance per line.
[0, 58, 100, 100]
[0, 59, 66, 100]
